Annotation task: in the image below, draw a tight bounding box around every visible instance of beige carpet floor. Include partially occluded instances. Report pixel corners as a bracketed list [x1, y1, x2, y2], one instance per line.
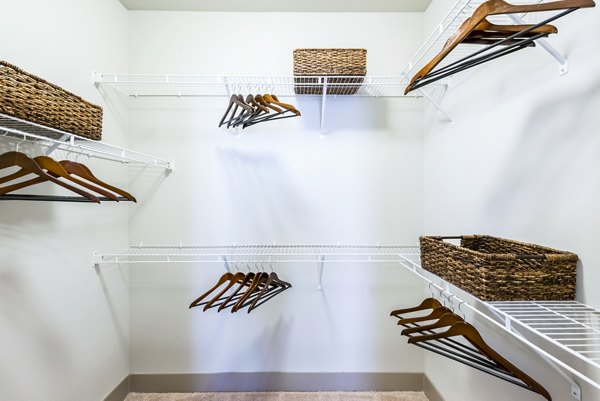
[124, 392, 429, 401]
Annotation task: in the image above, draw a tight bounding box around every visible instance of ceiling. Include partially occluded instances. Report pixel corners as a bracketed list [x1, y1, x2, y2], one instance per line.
[119, 0, 433, 12]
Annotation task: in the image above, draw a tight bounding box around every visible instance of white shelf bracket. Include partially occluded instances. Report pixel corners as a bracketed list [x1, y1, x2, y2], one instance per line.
[317, 255, 325, 290]
[419, 87, 454, 124]
[222, 256, 231, 273]
[507, 14, 569, 75]
[320, 78, 328, 136]
[92, 251, 102, 268]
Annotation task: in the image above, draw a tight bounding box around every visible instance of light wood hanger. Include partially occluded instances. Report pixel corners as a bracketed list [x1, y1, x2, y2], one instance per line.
[408, 321, 552, 400]
[59, 160, 137, 202]
[405, 0, 595, 93]
[0, 156, 121, 201]
[0, 152, 99, 203]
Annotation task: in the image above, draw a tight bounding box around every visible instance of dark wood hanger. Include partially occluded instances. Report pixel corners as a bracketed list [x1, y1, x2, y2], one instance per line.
[217, 272, 256, 312]
[408, 321, 551, 400]
[189, 272, 234, 308]
[405, 0, 595, 94]
[231, 272, 268, 312]
[391, 297, 443, 317]
[202, 271, 247, 311]
[401, 312, 464, 336]
[247, 272, 292, 312]
[0, 152, 100, 203]
[396, 306, 454, 325]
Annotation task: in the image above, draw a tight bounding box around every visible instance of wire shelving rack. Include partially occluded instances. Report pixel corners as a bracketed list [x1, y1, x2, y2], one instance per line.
[0, 113, 174, 171]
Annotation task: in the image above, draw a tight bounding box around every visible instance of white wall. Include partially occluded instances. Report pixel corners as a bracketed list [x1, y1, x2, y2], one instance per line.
[422, 1, 600, 400]
[123, 11, 428, 375]
[0, 1, 130, 400]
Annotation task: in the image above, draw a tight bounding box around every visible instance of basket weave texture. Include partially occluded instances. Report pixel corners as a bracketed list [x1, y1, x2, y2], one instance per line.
[0, 61, 103, 140]
[293, 48, 366, 95]
[419, 235, 578, 301]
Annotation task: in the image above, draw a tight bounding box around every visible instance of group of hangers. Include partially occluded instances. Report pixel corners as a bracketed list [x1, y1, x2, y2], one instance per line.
[390, 294, 551, 400]
[0, 147, 136, 203]
[219, 94, 301, 129]
[189, 262, 292, 313]
[405, 0, 596, 93]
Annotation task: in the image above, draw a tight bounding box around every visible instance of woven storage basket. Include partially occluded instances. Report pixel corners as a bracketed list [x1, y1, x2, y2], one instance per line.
[0, 61, 102, 140]
[419, 235, 578, 301]
[293, 48, 366, 95]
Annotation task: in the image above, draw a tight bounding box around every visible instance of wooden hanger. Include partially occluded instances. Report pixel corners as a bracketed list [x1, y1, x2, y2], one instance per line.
[396, 306, 454, 325]
[217, 272, 256, 312]
[59, 160, 137, 202]
[0, 152, 100, 203]
[231, 272, 268, 312]
[391, 297, 443, 317]
[247, 271, 292, 312]
[405, 0, 595, 93]
[218, 94, 254, 127]
[408, 321, 551, 400]
[0, 156, 119, 201]
[202, 271, 247, 311]
[189, 272, 235, 308]
[401, 312, 464, 336]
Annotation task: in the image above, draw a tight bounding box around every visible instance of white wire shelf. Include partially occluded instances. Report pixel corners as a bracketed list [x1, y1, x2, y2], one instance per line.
[94, 74, 426, 98]
[401, 0, 570, 86]
[93, 244, 421, 265]
[489, 301, 600, 369]
[0, 113, 174, 171]
[93, 243, 600, 395]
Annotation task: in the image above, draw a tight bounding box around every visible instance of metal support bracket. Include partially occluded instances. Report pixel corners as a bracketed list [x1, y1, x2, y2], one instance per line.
[507, 14, 569, 75]
[93, 251, 102, 268]
[320, 78, 328, 136]
[222, 256, 231, 273]
[317, 255, 325, 290]
[419, 87, 454, 124]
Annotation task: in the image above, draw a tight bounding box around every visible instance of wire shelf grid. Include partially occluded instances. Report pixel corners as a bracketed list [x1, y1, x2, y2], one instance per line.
[489, 301, 600, 368]
[94, 244, 421, 264]
[94, 74, 428, 98]
[0, 113, 173, 170]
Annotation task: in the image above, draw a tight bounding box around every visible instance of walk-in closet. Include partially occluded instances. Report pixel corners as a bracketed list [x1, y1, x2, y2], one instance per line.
[2, 1, 600, 401]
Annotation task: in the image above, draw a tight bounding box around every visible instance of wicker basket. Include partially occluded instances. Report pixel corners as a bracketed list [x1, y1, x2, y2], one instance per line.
[419, 235, 578, 301]
[0, 61, 103, 140]
[293, 48, 367, 95]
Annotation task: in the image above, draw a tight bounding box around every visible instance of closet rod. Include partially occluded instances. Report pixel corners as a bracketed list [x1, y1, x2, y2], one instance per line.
[395, 254, 599, 397]
[0, 194, 130, 202]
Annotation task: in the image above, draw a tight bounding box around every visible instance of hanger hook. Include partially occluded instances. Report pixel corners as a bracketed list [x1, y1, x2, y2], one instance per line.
[428, 282, 436, 298]
[15, 134, 27, 153]
[457, 300, 466, 320]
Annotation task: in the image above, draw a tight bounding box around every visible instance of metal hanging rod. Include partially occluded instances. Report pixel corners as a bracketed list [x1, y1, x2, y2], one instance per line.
[0, 113, 174, 171]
